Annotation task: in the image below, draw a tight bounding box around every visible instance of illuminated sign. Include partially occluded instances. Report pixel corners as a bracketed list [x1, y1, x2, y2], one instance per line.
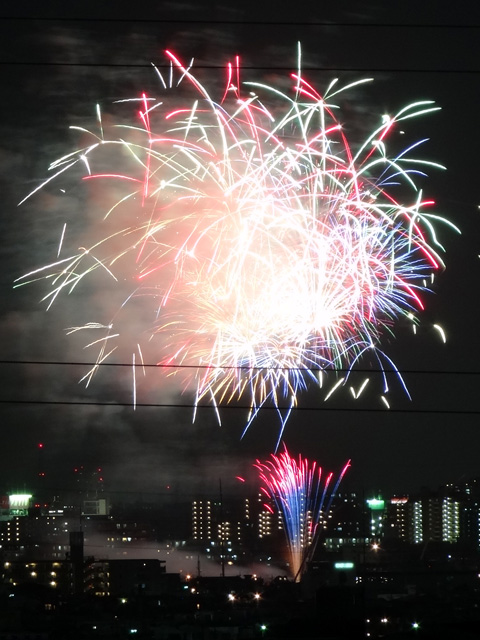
[9, 494, 32, 509]
[367, 498, 385, 510]
[334, 562, 354, 570]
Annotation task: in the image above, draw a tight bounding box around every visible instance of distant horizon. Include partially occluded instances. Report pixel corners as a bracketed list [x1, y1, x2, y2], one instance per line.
[3, 473, 480, 505]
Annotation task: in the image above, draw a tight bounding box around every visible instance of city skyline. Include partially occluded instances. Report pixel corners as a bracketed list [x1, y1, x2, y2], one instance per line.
[2, 472, 480, 577]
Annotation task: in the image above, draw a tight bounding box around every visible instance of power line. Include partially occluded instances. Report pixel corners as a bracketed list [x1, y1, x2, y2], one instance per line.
[0, 399, 478, 415]
[0, 61, 479, 74]
[0, 359, 478, 376]
[0, 16, 479, 28]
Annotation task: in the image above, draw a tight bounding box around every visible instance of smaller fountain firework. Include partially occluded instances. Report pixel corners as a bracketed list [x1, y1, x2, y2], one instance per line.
[255, 446, 350, 581]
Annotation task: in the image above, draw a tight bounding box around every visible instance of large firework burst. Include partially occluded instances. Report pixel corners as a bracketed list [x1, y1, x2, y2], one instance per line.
[17, 47, 458, 434]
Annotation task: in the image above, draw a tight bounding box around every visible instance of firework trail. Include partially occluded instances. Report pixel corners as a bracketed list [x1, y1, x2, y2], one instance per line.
[255, 446, 350, 581]
[16, 47, 458, 435]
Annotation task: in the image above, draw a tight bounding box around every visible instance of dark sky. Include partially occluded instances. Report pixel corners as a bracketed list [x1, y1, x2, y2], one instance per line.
[0, 1, 479, 501]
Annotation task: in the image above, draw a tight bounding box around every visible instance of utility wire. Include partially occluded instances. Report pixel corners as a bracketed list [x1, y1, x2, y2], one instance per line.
[0, 399, 479, 415]
[0, 360, 478, 375]
[0, 16, 479, 28]
[0, 61, 479, 74]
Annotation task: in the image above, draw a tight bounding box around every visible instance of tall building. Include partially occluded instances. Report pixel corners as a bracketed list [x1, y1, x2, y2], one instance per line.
[389, 492, 461, 545]
[448, 479, 480, 548]
[192, 500, 213, 542]
[416, 494, 461, 544]
[257, 493, 283, 541]
[441, 496, 460, 543]
[320, 492, 366, 552]
[366, 498, 385, 541]
[411, 499, 423, 544]
[385, 497, 409, 541]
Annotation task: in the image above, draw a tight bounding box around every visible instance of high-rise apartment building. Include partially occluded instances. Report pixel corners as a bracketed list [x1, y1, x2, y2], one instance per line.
[192, 500, 213, 542]
[386, 497, 409, 540]
[385, 493, 461, 545]
[411, 499, 423, 544]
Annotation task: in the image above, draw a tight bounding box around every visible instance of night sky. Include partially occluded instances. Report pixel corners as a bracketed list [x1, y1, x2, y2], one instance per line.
[1, 1, 479, 501]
